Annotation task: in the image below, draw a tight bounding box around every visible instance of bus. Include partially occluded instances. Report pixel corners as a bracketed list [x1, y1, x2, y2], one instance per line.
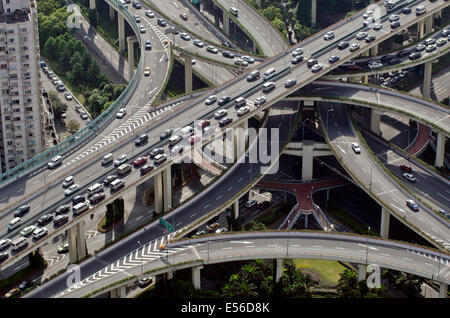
[385, 0, 407, 12]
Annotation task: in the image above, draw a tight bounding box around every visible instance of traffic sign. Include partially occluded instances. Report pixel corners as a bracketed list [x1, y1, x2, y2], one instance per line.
[159, 217, 174, 232]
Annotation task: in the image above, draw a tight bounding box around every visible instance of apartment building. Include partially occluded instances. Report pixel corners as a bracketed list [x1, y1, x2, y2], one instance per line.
[0, 0, 43, 172]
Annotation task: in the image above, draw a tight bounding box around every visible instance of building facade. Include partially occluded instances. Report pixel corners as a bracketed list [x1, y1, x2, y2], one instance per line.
[0, 0, 43, 172]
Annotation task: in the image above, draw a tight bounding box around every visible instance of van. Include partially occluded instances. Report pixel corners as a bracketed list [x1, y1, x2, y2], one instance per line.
[229, 7, 239, 17]
[117, 163, 132, 176]
[11, 237, 28, 251]
[0, 239, 11, 250]
[73, 202, 89, 216]
[56, 81, 65, 92]
[154, 154, 167, 164]
[119, 0, 128, 8]
[87, 183, 104, 196]
[169, 135, 182, 146]
[48, 155, 62, 169]
[102, 153, 113, 166]
[234, 97, 246, 108]
[181, 126, 194, 139]
[263, 68, 276, 80]
[8, 217, 21, 232]
[54, 214, 69, 226]
[110, 179, 125, 191]
[246, 70, 260, 82]
[416, 5, 426, 15]
[262, 82, 276, 93]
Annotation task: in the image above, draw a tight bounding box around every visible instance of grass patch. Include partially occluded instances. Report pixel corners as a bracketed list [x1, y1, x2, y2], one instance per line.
[325, 201, 378, 236]
[293, 259, 348, 286]
[254, 201, 291, 226]
[0, 266, 35, 292]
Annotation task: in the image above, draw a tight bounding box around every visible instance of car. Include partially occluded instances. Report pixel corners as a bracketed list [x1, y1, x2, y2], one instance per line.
[206, 46, 218, 54]
[14, 205, 30, 218]
[365, 35, 376, 43]
[390, 21, 401, 29]
[145, 41, 151, 50]
[291, 55, 304, 64]
[18, 280, 33, 291]
[133, 157, 148, 167]
[180, 33, 191, 41]
[349, 43, 360, 52]
[179, 13, 188, 20]
[425, 38, 436, 46]
[159, 129, 173, 140]
[284, 79, 297, 88]
[218, 96, 231, 106]
[133, 1, 142, 9]
[198, 119, 210, 129]
[0, 252, 9, 263]
[307, 58, 318, 68]
[292, 48, 303, 57]
[311, 64, 323, 73]
[192, 230, 207, 238]
[241, 55, 255, 63]
[426, 44, 437, 52]
[439, 209, 449, 219]
[135, 134, 148, 146]
[55, 204, 70, 215]
[80, 112, 88, 120]
[37, 214, 53, 226]
[399, 71, 408, 79]
[192, 59, 196, 65]
[157, 18, 167, 27]
[396, 50, 410, 58]
[32, 227, 48, 240]
[373, 23, 382, 31]
[403, 173, 416, 183]
[214, 109, 227, 119]
[138, 277, 153, 287]
[221, 41, 231, 48]
[219, 116, 233, 127]
[193, 39, 204, 48]
[215, 227, 227, 234]
[89, 193, 106, 204]
[75, 105, 82, 113]
[64, 92, 73, 101]
[134, 15, 141, 23]
[102, 175, 118, 187]
[402, 7, 412, 14]
[356, 31, 368, 40]
[436, 38, 447, 46]
[72, 195, 85, 205]
[363, 10, 373, 19]
[189, 135, 201, 145]
[0, 239, 11, 251]
[144, 66, 150, 76]
[363, 17, 375, 27]
[415, 44, 426, 52]
[328, 55, 340, 63]
[149, 148, 164, 158]
[409, 52, 421, 60]
[389, 14, 400, 22]
[48, 155, 62, 169]
[254, 96, 266, 106]
[54, 214, 69, 226]
[324, 31, 334, 40]
[62, 176, 74, 188]
[64, 183, 80, 196]
[20, 225, 36, 236]
[441, 29, 450, 37]
[139, 26, 146, 33]
[114, 154, 128, 166]
[237, 106, 250, 116]
[406, 199, 419, 211]
[351, 142, 361, 154]
[368, 62, 383, 69]
[57, 242, 69, 254]
[205, 95, 217, 105]
[140, 164, 154, 175]
[145, 10, 154, 18]
[207, 222, 220, 232]
[222, 51, 235, 58]
[4, 288, 20, 298]
[116, 108, 126, 119]
[337, 41, 349, 50]
[399, 165, 412, 173]
[234, 58, 248, 67]
[170, 145, 185, 155]
[245, 200, 257, 208]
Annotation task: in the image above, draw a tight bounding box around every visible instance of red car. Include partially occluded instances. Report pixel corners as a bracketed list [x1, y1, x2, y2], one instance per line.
[179, 13, 188, 20]
[399, 164, 412, 173]
[189, 135, 201, 145]
[133, 156, 148, 167]
[89, 193, 105, 205]
[198, 119, 210, 129]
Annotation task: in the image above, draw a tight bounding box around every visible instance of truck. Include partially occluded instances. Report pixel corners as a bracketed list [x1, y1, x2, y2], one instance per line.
[385, 0, 407, 12]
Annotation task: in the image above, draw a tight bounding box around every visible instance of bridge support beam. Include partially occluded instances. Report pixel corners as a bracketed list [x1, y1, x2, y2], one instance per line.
[163, 165, 172, 211]
[439, 283, 448, 298]
[417, 20, 425, 39]
[370, 109, 381, 136]
[223, 12, 230, 36]
[370, 44, 378, 57]
[435, 133, 445, 168]
[183, 54, 193, 93]
[311, 0, 317, 27]
[233, 200, 239, 219]
[425, 15, 433, 34]
[358, 264, 367, 282]
[89, 0, 95, 10]
[274, 259, 283, 283]
[234, 121, 247, 159]
[127, 36, 137, 79]
[380, 207, 390, 239]
[109, 286, 126, 298]
[192, 266, 203, 290]
[301, 141, 314, 181]
[423, 61, 432, 99]
[68, 221, 87, 264]
[154, 172, 163, 214]
[304, 213, 309, 229]
[118, 14, 125, 54]
[109, 4, 115, 21]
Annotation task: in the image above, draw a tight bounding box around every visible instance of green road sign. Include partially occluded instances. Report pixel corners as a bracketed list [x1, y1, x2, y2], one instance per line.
[159, 217, 174, 232]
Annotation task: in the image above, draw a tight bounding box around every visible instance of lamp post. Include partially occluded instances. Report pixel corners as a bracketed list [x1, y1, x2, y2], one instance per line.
[137, 240, 143, 276]
[365, 226, 370, 265]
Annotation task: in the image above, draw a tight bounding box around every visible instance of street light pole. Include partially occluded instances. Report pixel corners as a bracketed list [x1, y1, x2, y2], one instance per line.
[365, 226, 370, 265]
[137, 240, 143, 276]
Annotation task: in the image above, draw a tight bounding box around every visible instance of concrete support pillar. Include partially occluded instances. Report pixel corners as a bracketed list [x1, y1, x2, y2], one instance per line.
[118, 14, 125, 53]
[418, 20, 425, 39]
[304, 213, 308, 229]
[127, 37, 136, 79]
[370, 109, 381, 136]
[439, 283, 448, 298]
[163, 166, 172, 211]
[223, 12, 230, 36]
[241, 119, 248, 146]
[89, 0, 95, 10]
[68, 221, 87, 264]
[110, 286, 126, 298]
[435, 133, 445, 168]
[274, 259, 283, 283]
[435, 10, 442, 19]
[363, 75, 369, 84]
[167, 270, 173, 280]
[154, 172, 163, 214]
[358, 264, 367, 282]
[223, 129, 234, 163]
[256, 0, 262, 8]
[425, 15, 433, 34]
[109, 4, 115, 21]
[301, 141, 314, 181]
[233, 200, 239, 219]
[183, 54, 193, 93]
[192, 266, 203, 290]
[370, 44, 378, 57]
[423, 61, 432, 99]
[380, 207, 390, 239]
[311, 0, 317, 27]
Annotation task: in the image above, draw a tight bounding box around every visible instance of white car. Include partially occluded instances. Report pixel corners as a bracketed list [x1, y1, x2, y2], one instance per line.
[356, 31, 368, 40]
[373, 23, 382, 31]
[180, 33, 191, 41]
[351, 142, 361, 154]
[214, 109, 227, 119]
[324, 31, 335, 40]
[32, 227, 48, 240]
[292, 48, 303, 57]
[254, 96, 266, 106]
[64, 183, 80, 196]
[237, 106, 250, 116]
[144, 66, 151, 76]
[145, 10, 154, 18]
[140, 26, 146, 33]
[193, 39, 204, 47]
[116, 108, 126, 119]
[205, 95, 217, 105]
[245, 200, 257, 208]
[234, 58, 248, 67]
[114, 154, 128, 167]
[241, 55, 255, 63]
[403, 173, 416, 183]
[64, 92, 73, 101]
[363, 10, 373, 19]
[349, 43, 360, 52]
[389, 14, 400, 22]
[62, 176, 74, 188]
[48, 155, 62, 169]
[170, 145, 185, 156]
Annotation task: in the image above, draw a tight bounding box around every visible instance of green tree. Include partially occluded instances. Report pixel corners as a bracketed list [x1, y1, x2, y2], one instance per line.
[67, 120, 80, 135]
[244, 220, 267, 231]
[48, 91, 68, 121]
[262, 6, 282, 21]
[337, 269, 362, 298]
[71, 62, 85, 83]
[221, 274, 258, 298]
[44, 37, 58, 60]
